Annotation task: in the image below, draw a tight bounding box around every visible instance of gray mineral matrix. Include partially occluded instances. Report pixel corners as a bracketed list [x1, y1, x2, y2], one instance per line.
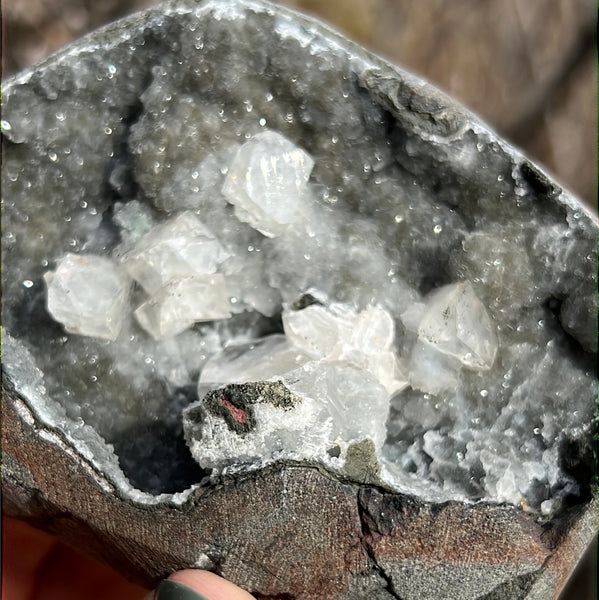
[1, 0, 597, 588]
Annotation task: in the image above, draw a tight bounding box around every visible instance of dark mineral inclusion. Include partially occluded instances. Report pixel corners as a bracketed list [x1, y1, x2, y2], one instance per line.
[1, 1, 597, 599]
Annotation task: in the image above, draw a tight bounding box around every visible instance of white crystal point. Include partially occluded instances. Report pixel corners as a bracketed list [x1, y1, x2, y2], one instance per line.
[122, 211, 229, 295]
[282, 303, 353, 359]
[417, 281, 498, 370]
[198, 334, 312, 397]
[222, 130, 314, 237]
[282, 302, 407, 395]
[44, 253, 130, 341]
[134, 275, 231, 340]
[283, 361, 390, 451]
[406, 339, 461, 395]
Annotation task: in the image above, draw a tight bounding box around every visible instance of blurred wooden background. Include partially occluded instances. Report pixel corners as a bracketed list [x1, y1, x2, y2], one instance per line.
[1, 1, 597, 598]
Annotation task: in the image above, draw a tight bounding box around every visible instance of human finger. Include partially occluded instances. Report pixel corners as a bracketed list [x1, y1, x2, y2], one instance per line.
[148, 569, 255, 600]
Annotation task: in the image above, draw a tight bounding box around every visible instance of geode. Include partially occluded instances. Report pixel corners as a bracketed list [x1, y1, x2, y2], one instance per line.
[1, 1, 597, 599]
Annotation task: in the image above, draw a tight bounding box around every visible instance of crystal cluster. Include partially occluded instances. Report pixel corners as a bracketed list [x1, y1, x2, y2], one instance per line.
[4, 6, 594, 511]
[43, 134, 316, 342]
[45, 212, 233, 342]
[122, 212, 231, 339]
[186, 303, 403, 470]
[41, 130, 507, 485]
[122, 212, 229, 295]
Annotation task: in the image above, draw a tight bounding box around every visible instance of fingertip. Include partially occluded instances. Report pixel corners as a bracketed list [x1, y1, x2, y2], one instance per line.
[150, 570, 255, 600]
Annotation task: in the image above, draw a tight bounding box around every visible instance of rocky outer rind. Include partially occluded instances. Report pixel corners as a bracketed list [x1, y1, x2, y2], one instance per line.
[3, 383, 597, 600]
[2, 0, 597, 598]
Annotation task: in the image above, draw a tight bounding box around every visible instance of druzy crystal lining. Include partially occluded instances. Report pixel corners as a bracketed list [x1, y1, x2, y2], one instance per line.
[3, 3, 595, 512]
[41, 129, 570, 514]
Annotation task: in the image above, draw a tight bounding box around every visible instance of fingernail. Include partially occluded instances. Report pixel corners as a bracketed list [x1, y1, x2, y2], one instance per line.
[155, 580, 211, 600]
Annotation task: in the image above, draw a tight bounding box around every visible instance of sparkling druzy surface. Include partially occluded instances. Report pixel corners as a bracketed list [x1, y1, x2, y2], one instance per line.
[2, 0, 596, 520]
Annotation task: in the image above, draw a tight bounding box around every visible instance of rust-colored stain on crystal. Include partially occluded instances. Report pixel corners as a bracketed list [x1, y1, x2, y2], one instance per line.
[218, 397, 248, 424]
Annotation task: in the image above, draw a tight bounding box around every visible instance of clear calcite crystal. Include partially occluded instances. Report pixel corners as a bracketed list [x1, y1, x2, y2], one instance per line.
[415, 281, 498, 370]
[283, 304, 353, 359]
[222, 130, 315, 237]
[122, 211, 229, 294]
[198, 334, 312, 397]
[399, 281, 498, 394]
[44, 254, 131, 341]
[283, 303, 408, 395]
[285, 361, 389, 451]
[134, 275, 231, 340]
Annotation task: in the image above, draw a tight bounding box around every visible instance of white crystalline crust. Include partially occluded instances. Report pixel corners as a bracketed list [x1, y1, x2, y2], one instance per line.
[189, 304, 400, 471]
[31, 122, 595, 515]
[1, 333, 199, 507]
[191, 362, 389, 471]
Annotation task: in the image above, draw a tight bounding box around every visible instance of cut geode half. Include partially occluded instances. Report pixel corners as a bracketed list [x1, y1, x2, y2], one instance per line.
[1, 0, 597, 598]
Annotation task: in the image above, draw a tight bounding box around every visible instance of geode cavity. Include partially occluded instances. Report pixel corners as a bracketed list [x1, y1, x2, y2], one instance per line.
[2, 1, 597, 598]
